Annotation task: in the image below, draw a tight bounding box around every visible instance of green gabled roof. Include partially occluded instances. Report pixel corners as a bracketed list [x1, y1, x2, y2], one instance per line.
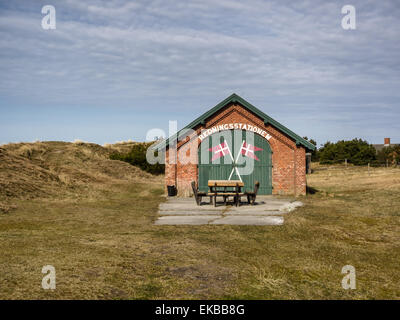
[152, 93, 316, 151]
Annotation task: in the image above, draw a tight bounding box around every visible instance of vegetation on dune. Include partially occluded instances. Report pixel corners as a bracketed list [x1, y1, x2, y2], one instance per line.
[0, 141, 160, 213]
[102, 140, 140, 154]
[110, 142, 165, 175]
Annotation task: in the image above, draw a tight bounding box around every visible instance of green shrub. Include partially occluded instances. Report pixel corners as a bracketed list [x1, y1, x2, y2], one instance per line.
[110, 143, 165, 175]
[318, 139, 376, 165]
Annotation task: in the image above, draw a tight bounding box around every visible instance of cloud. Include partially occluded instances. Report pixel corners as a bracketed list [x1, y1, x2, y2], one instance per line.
[0, 0, 399, 144]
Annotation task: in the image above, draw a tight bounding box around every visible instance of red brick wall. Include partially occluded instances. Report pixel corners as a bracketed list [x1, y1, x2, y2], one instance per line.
[165, 103, 308, 196]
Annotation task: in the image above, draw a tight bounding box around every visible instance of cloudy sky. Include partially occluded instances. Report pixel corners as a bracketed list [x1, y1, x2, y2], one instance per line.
[0, 0, 399, 146]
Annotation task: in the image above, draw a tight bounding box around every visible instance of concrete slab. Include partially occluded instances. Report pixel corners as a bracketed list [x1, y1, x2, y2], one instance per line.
[159, 205, 222, 212]
[159, 210, 226, 216]
[210, 215, 284, 225]
[155, 196, 302, 225]
[159, 199, 221, 212]
[224, 210, 282, 216]
[154, 215, 283, 225]
[154, 215, 220, 225]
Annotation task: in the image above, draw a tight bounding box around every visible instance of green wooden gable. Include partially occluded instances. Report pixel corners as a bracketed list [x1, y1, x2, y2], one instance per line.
[152, 93, 316, 151]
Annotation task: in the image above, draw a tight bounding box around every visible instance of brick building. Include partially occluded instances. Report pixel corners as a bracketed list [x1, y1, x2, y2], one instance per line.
[372, 137, 399, 153]
[153, 94, 315, 196]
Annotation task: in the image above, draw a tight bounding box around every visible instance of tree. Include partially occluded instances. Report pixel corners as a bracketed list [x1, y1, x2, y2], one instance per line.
[318, 139, 376, 165]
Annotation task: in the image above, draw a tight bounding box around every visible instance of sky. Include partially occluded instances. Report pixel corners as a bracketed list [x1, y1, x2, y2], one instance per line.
[0, 0, 399, 147]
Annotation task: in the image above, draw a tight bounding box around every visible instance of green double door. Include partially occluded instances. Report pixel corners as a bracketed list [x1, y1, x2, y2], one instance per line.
[198, 130, 272, 194]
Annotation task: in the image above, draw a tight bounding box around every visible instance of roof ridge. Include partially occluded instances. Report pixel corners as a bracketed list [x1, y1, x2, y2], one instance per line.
[152, 93, 316, 151]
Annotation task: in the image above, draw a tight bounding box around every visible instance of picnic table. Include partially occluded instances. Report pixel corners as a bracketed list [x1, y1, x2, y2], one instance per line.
[207, 180, 244, 207]
[191, 180, 260, 207]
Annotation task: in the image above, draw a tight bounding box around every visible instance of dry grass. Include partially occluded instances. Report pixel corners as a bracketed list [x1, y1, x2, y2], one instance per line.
[0, 150, 399, 299]
[0, 141, 156, 209]
[102, 140, 141, 154]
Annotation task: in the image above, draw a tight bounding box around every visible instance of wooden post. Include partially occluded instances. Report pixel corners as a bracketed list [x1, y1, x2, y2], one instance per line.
[214, 182, 217, 207]
[386, 159, 389, 168]
[368, 162, 370, 176]
[345, 158, 347, 168]
[234, 183, 238, 207]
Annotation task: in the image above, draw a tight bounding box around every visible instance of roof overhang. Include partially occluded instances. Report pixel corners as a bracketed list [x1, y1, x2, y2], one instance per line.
[152, 93, 316, 152]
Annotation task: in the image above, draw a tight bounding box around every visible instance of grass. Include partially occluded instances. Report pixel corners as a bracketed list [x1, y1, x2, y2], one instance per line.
[0, 144, 399, 299]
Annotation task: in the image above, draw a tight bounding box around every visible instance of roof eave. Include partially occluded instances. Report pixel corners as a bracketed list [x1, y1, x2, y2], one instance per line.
[152, 93, 316, 151]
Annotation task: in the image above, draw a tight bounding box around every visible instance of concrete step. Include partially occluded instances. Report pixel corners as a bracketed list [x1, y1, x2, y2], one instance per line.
[210, 215, 284, 225]
[159, 210, 226, 215]
[154, 215, 284, 225]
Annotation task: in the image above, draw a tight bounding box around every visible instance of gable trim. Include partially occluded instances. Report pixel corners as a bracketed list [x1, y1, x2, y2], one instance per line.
[152, 93, 316, 151]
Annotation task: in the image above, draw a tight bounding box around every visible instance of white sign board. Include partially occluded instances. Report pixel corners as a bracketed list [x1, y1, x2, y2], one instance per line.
[199, 123, 272, 141]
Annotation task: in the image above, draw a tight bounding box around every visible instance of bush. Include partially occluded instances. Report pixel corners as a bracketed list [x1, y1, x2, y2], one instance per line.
[110, 142, 165, 175]
[376, 145, 400, 165]
[318, 139, 376, 165]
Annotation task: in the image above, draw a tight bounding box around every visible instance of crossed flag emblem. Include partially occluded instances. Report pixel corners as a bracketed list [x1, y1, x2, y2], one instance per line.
[208, 140, 263, 181]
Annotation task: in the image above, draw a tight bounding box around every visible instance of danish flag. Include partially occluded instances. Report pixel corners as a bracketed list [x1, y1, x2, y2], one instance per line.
[208, 141, 233, 161]
[239, 141, 263, 161]
[208, 140, 263, 182]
